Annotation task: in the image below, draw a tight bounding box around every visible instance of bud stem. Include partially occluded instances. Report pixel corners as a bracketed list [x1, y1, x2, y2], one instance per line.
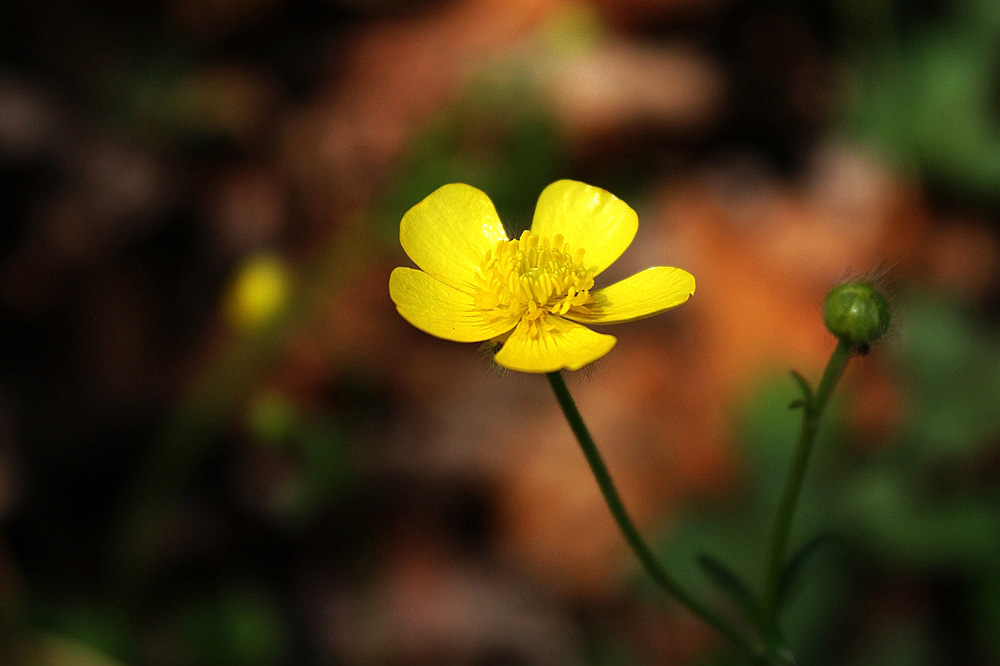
[546, 371, 761, 659]
[761, 338, 854, 650]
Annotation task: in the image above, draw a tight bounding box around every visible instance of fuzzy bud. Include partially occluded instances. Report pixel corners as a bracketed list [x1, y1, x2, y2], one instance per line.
[823, 282, 891, 349]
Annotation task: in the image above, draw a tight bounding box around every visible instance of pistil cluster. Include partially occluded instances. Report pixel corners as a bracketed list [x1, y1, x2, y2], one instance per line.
[475, 231, 594, 335]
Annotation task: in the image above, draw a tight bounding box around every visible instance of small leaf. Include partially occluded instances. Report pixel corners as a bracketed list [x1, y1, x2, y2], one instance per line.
[789, 370, 814, 405]
[788, 399, 806, 410]
[777, 533, 840, 609]
[768, 647, 799, 665]
[697, 553, 761, 621]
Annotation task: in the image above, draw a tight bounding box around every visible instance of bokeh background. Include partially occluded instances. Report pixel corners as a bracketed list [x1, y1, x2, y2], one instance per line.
[3, 0, 1000, 664]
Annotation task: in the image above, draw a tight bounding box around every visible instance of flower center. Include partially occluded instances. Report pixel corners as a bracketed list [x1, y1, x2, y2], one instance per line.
[475, 230, 594, 324]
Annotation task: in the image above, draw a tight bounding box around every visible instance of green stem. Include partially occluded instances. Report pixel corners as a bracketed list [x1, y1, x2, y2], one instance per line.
[761, 339, 854, 644]
[546, 371, 759, 659]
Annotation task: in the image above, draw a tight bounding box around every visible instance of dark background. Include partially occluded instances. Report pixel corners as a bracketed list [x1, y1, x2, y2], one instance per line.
[2, 0, 1000, 663]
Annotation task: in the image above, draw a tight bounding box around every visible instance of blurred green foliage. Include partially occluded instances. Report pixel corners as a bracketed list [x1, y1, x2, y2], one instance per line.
[180, 587, 287, 666]
[841, 0, 1000, 199]
[248, 390, 355, 521]
[378, 74, 569, 239]
[653, 291, 1000, 664]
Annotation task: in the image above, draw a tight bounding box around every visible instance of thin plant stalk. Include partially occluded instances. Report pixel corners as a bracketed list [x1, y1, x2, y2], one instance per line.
[760, 339, 854, 645]
[546, 371, 759, 659]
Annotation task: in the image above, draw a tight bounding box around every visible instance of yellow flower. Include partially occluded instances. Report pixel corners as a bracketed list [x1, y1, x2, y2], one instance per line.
[389, 180, 695, 372]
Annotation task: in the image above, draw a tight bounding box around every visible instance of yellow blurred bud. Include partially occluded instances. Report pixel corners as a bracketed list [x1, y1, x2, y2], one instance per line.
[225, 254, 290, 331]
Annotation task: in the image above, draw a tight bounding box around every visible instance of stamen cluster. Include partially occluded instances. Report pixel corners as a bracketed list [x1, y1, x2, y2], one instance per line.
[475, 231, 594, 332]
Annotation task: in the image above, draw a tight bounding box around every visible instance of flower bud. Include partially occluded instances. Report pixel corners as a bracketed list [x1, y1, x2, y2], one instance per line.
[225, 253, 290, 331]
[823, 282, 891, 349]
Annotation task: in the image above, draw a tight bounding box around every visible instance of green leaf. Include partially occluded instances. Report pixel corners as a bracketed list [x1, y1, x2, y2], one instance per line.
[696, 553, 762, 621]
[778, 533, 839, 610]
[764, 645, 799, 666]
[789, 370, 813, 407]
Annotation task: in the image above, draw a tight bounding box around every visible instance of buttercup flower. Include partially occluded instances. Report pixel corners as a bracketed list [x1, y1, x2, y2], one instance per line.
[389, 180, 695, 372]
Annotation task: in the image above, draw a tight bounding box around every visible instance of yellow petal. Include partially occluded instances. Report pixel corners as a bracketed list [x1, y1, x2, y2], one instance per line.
[400, 183, 508, 292]
[494, 315, 616, 373]
[390, 267, 519, 342]
[530, 180, 638, 276]
[564, 267, 695, 325]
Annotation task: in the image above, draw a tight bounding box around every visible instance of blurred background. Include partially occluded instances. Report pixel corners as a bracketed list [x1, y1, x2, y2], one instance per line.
[3, 0, 1000, 664]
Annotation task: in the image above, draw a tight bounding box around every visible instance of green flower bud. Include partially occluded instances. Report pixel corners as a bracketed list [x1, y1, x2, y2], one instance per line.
[823, 282, 891, 349]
